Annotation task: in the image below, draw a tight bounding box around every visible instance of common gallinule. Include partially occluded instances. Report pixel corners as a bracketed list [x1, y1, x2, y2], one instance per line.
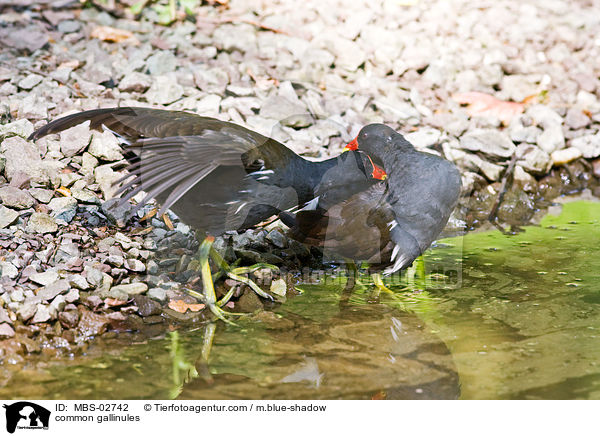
[281, 123, 461, 289]
[29, 107, 386, 320]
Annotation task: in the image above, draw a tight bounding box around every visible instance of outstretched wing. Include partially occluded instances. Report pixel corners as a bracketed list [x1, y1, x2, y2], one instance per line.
[30, 107, 303, 233]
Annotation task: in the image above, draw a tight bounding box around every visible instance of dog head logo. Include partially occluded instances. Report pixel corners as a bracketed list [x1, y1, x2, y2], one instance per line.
[3, 402, 50, 433]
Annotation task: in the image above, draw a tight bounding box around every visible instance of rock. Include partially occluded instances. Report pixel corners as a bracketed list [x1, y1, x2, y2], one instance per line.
[565, 108, 590, 130]
[571, 133, 600, 158]
[101, 198, 131, 225]
[88, 131, 123, 161]
[0, 261, 18, 279]
[500, 74, 540, 102]
[118, 72, 151, 92]
[145, 75, 183, 105]
[18, 74, 43, 90]
[77, 310, 110, 338]
[405, 128, 441, 149]
[0, 323, 15, 338]
[48, 197, 78, 222]
[31, 304, 52, 323]
[94, 164, 120, 199]
[236, 289, 264, 312]
[146, 50, 177, 75]
[58, 310, 79, 328]
[459, 129, 516, 158]
[109, 282, 148, 297]
[147, 287, 167, 303]
[0, 205, 19, 229]
[270, 278, 287, 297]
[551, 147, 583, 165]
[29, 270, 59, 286]
[71, 188, 100, 204]
[17, 302, 37, 321]
[1, 136, 62, 185]
[527, 105, 565, 153]
[447, 149, 504, 181]
[37, 279, 69, 301]
[124, 258, 145, 272]
[59, 122, 92, 157]
[84, 266, 104, 287]
[537, 125, 565, 154]
[64, 288, 80, 303]
[29, 188, 54, 203]
[0, 306, 11, 324]
[0, 119, 34, 139]
[133, 295, 161, 317]
[515, 144, 552, 174]
[266, 229, 288, 248]
[58, 19, 80, 33]
[0, 186, 35, 209]
[26, 212, 58, 233]
[260, 95, 307, 120]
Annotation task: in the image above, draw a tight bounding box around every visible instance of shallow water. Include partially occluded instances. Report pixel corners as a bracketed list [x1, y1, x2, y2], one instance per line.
[2, 200, 600, 400]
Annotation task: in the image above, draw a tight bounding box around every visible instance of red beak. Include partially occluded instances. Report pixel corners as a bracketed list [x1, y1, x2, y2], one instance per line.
[343, 137, 359, 151]
[366, 155, 387, 181]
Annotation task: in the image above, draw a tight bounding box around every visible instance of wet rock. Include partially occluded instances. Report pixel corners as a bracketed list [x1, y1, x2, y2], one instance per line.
[48, 197, 78, 222]
[88, 131, 123, 161]
[147, 287, 167, 303]
[133, 294, 162, 316]
[78, 310, 110, 338]
[0, 323, 15, 338]
[266, 229, 288, 249]
[0, 205, 19, 229]
[459, 129, 516, 158]
[270, 278, 287, 297]
[236, 289, 264, 312]
[58, 310, 79, 329]
[551, 147, 582, 166]
[0, 186, 35, 209]
[515, 144, 552, 175]
[59, 123, 92, 158]
[571, 133, 600, 159]
[26, 212, 58, 233]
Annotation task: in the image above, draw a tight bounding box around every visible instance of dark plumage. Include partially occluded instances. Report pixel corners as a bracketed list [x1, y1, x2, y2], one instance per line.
[283, 124, 462, 274]
[29, 107, 381, 236]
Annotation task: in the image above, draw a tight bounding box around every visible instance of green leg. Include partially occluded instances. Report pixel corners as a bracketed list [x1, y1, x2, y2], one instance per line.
[186, 237, 240, 324]
[372, 273, 393, 295]
[209, 245, 278, 301]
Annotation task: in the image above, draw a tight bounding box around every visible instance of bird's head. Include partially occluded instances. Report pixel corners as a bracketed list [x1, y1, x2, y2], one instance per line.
[344, 124, 414, 168]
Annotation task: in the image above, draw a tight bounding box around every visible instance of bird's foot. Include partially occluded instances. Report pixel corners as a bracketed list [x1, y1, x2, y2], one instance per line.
[371, 273, 394, 296]
[227, 263, 279, 301]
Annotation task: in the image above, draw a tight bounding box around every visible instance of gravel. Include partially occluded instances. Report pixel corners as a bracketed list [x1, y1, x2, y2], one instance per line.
[0, 0, 600, 354]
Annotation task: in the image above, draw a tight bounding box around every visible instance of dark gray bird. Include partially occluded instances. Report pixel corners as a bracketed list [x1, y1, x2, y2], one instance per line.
[282, 124, 462, 278]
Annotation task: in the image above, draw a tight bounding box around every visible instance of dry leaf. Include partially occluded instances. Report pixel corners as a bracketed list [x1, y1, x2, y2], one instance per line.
[168, 300, 206, 313]
[162, 213, 174, 230]
[90, 26, 138, 44]
[56, 186, 71, 197]
[452, 92, 524, 124]
[104, 298, 128, 307]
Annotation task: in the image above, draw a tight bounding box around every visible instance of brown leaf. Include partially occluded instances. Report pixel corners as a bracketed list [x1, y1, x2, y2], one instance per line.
[104, 298, 128, 307]
[452, 92, 524, 124]
[168, 300, 206, 313]
[90, 26, 138, 44]
[56, 186, 71, 197]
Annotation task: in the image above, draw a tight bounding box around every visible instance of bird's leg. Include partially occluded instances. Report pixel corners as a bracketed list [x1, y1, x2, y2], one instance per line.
[188, 236, 241, 324]
[208, 246, 277, 301]
[405, 255, 426, 291]
[371, 273, 394, 296]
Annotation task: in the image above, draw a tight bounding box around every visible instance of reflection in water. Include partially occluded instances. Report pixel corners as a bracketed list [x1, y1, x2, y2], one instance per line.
[2, 200, 600, 399]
